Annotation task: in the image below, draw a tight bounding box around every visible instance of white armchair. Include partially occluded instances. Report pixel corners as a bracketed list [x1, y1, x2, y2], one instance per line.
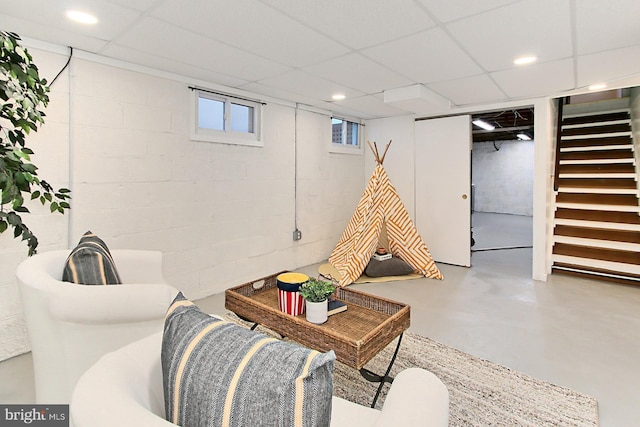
[16, 249, 179, 404]
[71, 332, 449, 427]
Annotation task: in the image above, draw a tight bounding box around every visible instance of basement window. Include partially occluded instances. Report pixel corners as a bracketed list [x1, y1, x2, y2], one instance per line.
[330, 116, 363, 154]
[190, 88, 262, 147]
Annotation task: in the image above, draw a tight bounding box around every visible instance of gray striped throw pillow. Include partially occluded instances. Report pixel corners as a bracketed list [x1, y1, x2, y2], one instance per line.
[162, 293, 335, 427]
[62, 231, 122, 285]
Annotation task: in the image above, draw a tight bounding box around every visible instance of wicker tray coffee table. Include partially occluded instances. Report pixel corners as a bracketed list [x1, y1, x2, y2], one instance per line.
[225, 271, 410, 407]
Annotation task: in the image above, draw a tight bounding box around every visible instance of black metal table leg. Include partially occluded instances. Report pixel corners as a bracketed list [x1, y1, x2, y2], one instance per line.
[238, 317, 282, 336]
[234, 313, 258, 330]
[359, 333, 404, 408]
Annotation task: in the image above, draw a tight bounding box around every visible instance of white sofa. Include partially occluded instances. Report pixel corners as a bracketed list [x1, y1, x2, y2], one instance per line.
[70, 331, 450, 426]
[16, 249, 179, 404]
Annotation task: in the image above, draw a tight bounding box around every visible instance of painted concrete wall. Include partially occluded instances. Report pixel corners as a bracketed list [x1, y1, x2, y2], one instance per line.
[0, 47, 364, 360]
[0, 47, 72, 361]
[472, 140, 534, 216]
[364, 116, 417, 215]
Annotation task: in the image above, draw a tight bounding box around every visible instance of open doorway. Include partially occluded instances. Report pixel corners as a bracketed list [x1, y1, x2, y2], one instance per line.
[470, 108, 535, 256]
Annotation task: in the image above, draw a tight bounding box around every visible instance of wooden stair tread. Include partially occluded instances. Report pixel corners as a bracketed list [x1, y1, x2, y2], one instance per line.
[556, 178, 638, 189]
[558, 149, 634, 161]
[552, 263, 640, 286]
[554, 225, 640, 243]
[555, 208, 640, 224]
[560, 136, 632, 148]
[552, 242, 640, 265]
[555, 193, 639, 206]
[562, 111, 630, 125]
[557, 163, 635, 174]
[561, 123, 630, 136]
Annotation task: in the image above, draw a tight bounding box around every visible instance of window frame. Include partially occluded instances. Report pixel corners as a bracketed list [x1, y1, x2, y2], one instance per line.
[190, 89, 263, 147]
[329, 115, 363, 154]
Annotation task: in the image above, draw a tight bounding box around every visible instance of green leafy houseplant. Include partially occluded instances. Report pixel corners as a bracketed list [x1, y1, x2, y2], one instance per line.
[299, 278, 337, 303]
[0, 31, 70, 255]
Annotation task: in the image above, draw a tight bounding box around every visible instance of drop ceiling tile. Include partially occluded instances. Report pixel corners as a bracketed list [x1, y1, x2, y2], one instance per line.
[313, 101, 381, 120]
[361, 27, 482, 83]
[108, 0, 157, 12]
[261, 0, 435, 49]
[0, 14, 109, 52]
[384, 98, 447, 116]
[416, 0, 520, 23]
[0, 0, 143, 41]
[575, 0, 640, 55]
[576, 45, 640, 88]
[302, 53, 413, 94]
[429, 74, 506, 106]
[101, 44, 250, 88]
[491, 58, 575, 99]
[151, 0, 348, 67]
[329, 95, 411, 118]
[113, 18, 291, 82]
[237, 82, 319, 106]
[256, 70, 364, 102]
[446, 0, 572, 72]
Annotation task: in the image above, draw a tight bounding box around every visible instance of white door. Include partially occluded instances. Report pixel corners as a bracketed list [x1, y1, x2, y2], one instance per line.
[415, 115, 471, 267]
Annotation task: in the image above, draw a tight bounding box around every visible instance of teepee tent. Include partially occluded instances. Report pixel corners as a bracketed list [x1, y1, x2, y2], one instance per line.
[328, 141, 443, 287]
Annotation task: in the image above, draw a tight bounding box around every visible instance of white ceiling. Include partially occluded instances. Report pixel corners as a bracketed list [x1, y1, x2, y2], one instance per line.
[2, 0, 640, 119]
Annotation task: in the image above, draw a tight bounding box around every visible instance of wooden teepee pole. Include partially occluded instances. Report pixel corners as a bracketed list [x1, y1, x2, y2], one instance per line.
[379, 140, 392, 164]
[367, 140, 381, 163]
[367, 140, 393, 164]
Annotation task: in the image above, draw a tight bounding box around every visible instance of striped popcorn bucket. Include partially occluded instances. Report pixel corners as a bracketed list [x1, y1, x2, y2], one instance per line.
[276, 272, 309, 316]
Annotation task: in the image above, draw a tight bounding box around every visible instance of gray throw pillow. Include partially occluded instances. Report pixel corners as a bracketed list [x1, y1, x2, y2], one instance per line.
[365, 256, 415, 277]
[62, 231, 122, 285]
[162, 293, 335, 427]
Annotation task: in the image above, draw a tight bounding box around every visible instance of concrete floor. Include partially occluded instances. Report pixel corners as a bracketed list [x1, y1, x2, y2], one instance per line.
[2, 212, 639, 426]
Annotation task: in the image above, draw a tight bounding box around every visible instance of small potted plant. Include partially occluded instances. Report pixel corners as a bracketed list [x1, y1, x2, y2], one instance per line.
[299, 278, 337, 324]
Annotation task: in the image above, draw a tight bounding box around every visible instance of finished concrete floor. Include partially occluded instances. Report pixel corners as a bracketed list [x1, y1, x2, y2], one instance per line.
[2, 213, 639, 426]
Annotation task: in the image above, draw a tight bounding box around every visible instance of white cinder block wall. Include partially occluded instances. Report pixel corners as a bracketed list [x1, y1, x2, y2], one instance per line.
[0, 46, 364, 361]
[364, 116, 417, 214]
[0, 47, 72, 362]
[472, 140, 534, 216]
[295, 109, 364, 267]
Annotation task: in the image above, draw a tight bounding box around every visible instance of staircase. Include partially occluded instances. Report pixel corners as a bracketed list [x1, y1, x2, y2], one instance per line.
[551, 98, 640, 285]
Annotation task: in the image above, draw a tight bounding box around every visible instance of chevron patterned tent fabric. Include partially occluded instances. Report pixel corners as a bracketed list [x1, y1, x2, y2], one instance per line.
[329, 143, 442, 287]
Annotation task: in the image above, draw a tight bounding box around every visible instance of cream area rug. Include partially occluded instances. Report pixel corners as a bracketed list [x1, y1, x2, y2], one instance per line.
[334, 333, 599, 427]
[225, 313, 599, 426]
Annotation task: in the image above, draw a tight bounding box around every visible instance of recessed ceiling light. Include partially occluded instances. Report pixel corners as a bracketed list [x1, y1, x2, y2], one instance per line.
[513, 56, 537, 66]
[332, 94, 346, 101]
[66, 10, 98, 25]
[588, 83, 607, 91]
[472, 119, 495, 131]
